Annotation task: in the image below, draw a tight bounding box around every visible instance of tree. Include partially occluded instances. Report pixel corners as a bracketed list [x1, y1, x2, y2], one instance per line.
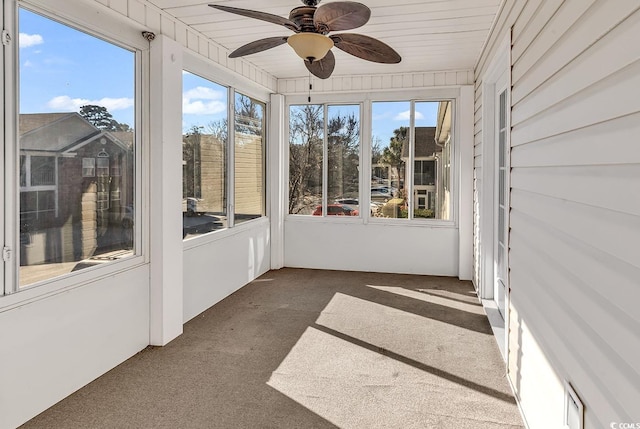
[206, 119, 228, 143]
[234, 94, 263, 136]
[182, 125, 203, 199]
[288, 105, 323, 214]
[327, 112, 359, 200]
[380, 126, 408, 191]
[79, 105, 130, 131]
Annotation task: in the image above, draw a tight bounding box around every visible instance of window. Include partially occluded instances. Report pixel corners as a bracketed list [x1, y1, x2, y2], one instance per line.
[414, 160, 435, 185]
[15, 8, 137, 289]
[234, 92, 265, 225]
[96, 157, 110, 177]
[30, 156, 56, 186]
[182, 71, 228, 238]
[82, 158, 95, 177]
[289, 104, 360, 216]
[371, 100, 452, 220]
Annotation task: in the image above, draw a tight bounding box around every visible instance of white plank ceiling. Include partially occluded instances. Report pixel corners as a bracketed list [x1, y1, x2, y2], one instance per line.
[146, 0, 502, 79]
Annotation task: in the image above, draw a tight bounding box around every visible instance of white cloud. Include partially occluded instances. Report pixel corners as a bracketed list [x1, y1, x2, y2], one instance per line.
[182, 86, 226, 115]
[393, 110, 424, 121]
[184, 86, 225, 100]
[23, 60, 34, 68]
[182, 99, 226, 115]
[19, 33, 44, 48]
[47, 95, 134, 112]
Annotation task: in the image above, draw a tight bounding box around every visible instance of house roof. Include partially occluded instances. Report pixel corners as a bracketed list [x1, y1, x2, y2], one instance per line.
[20, 113, 100, 152]
[20, 112, 133, 155]
[19, 113, 74, 135]
[401, 127, 440, 159]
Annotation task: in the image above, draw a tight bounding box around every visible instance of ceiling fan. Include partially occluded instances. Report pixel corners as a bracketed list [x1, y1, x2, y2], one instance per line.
[209, 0, 401, 79]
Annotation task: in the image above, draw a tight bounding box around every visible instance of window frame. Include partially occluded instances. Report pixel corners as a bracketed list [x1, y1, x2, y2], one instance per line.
[233, 91, 267, 226]
[181, 51, 271, 248]
[1, 0, 147, 300]
[287, 101, 364, 220]
[286, 88, 459, 228]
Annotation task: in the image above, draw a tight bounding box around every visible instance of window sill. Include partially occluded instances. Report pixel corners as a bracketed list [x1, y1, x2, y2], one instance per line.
[0, 254, 146, 312]
[182, 216, 269, 251]
[285, 214, 456, 228]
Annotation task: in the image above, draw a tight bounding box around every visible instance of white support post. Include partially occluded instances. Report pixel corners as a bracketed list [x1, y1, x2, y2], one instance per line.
[269, 94, 285, 270]
[149, 35, 183, 345]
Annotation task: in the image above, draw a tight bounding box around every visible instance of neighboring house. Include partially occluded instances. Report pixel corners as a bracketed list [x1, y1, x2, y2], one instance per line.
[402, 127, 439, 215]
[19, 113, 134, 266]
[182, 130, 264, 219]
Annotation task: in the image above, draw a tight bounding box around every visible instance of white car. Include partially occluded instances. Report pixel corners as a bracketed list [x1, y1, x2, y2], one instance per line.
[370, 187, 396, 198]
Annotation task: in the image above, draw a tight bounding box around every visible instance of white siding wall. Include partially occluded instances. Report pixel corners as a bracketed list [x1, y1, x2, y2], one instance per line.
[183, 219, 271, 322]
[0, 267, 150, 429]
[475, 1, 640, 427]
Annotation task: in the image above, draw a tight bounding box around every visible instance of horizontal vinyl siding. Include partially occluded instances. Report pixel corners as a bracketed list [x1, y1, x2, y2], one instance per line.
[475, 0, 640, 427]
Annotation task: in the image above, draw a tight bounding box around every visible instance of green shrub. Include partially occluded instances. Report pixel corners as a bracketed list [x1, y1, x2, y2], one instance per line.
[381, 198, 406, 218]
[413, 208, 435, 218]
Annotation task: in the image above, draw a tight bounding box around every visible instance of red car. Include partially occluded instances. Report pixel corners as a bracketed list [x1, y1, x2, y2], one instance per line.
[312, 204, 359, 216]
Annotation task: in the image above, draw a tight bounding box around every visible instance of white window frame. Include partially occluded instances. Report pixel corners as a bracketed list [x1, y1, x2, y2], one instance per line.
[286, 101, 364, 219]
[233, 91, 267, 225]
[181, 50, 271, 249]
[286, 88, 460, 228]
[1, 0, 147, 301]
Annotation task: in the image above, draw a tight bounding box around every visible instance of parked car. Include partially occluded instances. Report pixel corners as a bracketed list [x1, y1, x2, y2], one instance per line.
[312, 204, 359, 216]
[370, 187, 395, 199]
[334, 198, 380, 215]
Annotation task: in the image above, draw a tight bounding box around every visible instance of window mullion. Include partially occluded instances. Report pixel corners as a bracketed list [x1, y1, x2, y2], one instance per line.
[322, 104, 328, 217]
[408, 100, 415, 220]
[228, 87, 236, 228]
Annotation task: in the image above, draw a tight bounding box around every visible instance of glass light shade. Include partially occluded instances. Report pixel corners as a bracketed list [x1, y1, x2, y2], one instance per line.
[287, 33, 334, 62]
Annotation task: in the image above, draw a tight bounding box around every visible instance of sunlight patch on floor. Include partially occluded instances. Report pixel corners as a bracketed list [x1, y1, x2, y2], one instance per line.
[366, 285, 485, 315]
[268, 326, 521, 429]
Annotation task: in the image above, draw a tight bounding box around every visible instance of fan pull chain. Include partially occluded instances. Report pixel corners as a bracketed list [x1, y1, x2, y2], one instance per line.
[308, 71, 312, 103]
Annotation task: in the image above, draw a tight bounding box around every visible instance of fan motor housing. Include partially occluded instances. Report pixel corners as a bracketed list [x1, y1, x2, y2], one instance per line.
[289, 7, 322, 33]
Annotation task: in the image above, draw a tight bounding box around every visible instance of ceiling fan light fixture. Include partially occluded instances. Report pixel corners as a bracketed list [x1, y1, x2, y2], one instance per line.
[287, 32, 334, 62]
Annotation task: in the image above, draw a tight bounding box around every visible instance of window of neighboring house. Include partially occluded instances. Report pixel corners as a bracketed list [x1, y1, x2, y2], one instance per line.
[15, 7, 137, 290]
[371, 100, 453, 220]
[96, 157, 109, 177]
[289, 104, 361, 216]
[414, 160, 435, 186]
[82, 158, 95, 177]
[182, 71, 228, 239]
[234, 92, 265, 225]
[29, 156, 56, 186]
[19, 155, 58, 227]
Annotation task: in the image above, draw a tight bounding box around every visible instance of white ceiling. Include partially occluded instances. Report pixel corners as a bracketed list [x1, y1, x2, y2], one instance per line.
[146, 0, 502, 79]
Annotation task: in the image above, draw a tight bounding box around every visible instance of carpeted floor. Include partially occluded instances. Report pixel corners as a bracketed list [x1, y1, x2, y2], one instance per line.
[22, 268, 523, 429]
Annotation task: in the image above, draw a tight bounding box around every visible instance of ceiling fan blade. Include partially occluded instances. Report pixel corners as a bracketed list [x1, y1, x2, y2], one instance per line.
[314, 1, 370, 32]
[209, 4, 300, 32]
[331, 33, 401, 63]
[228, 36, 289, 58]
[305, 50, 335, 79]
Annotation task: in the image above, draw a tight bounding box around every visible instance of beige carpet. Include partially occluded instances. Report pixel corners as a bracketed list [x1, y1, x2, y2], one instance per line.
[22, 268, 523, 429]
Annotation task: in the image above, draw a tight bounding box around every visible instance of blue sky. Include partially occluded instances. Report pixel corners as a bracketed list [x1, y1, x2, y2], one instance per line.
[19, 8, 135, 127]
[182, 71, 227, 133]
[372, 101, 438, 148]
